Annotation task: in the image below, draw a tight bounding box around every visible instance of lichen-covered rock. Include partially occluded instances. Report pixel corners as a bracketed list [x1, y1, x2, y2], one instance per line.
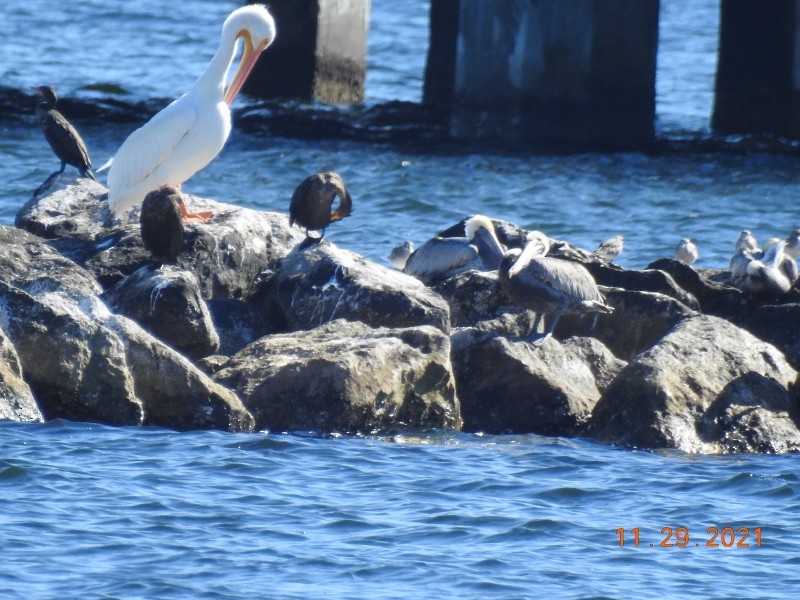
[0, 327, 42, 423]
[451, 329, 625, 435]
[0, 225, 102, 298]
[214, 319, 461, 434]
[589, 315, 800, 453]
[262, 242, 451, 333]
[15, 178, 304, 297]
[103, 265, 220, 360]
[0, 282, 144, 425]
[99, 306, 254, 433]
[558, 288, 696, 360]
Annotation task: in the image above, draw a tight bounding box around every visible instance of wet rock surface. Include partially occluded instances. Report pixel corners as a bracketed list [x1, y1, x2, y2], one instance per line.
[4, 179, 800, 452]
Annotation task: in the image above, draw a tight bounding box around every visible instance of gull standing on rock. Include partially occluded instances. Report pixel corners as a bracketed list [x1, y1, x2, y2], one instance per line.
[735, 230, 759, 253]
[389, 241, 414, 269]
[674, 238, 698, 265]
[593, 235, 624, 263]
[498, 231, 613, 344]
[106, 5, 276, 222]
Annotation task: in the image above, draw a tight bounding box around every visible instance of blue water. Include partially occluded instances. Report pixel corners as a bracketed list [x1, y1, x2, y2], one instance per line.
[2, 0, 800, 597]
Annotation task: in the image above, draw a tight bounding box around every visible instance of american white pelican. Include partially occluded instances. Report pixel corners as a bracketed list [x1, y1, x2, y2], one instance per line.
[674, 238, 698, 265]
[107, 5, 276, 221]
[402, 215, 505, 283]
[389, 241, 414, 269]
[33, 86, 95, 194]
[593, 235, 624, 262]
[499, 231, 613, 344]
[289, 172, 352, 242]
[140, 187, 184, 264]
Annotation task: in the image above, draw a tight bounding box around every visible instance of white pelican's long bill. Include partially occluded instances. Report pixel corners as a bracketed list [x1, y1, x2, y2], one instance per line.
[225, 33, 268, 104]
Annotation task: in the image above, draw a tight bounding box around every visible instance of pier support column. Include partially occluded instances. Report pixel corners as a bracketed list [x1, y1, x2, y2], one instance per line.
[243, 0, 371, 104]
[425, 0, 659, 149]
[712, 0, 799, 137]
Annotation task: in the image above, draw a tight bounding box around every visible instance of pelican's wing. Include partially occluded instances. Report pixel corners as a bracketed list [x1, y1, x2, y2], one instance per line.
[403, 237, 478, 277]
[107, 97, 197, 201]
[520, 257, 602, 302]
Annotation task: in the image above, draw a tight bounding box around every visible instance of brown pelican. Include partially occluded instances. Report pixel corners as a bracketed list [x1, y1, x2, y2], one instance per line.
[736, 240, 797, 297]
[674, 238, 698, 265]
[107, 5, 276, 222]
[735, 230, 758, 253]
[140, 187, 184, 263]
[498, 231, 613, 344]
[403, 215, 505, 283]
[33, 86, 95, 192]
[593, 235, 624, 262]
[389, 241, 414, 269]
[289, 171, 352, 242]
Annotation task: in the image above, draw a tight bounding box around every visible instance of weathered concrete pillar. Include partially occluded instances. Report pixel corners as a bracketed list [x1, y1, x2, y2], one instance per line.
[423, 0, 460, 109]
[427, 0, 659, 148]
[243, 0, 371, 104]
[712, 0, 798, 136]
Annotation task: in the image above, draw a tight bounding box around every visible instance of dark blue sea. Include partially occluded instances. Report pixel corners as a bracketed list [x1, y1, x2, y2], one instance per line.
[2, 1, 800, 597]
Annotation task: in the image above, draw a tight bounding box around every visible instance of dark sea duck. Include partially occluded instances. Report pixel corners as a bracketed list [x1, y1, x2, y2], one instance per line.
[140, 187, 185, 264]
[289, 171, 352, 244]
[32, 85, 95, 194]
[498, 231, 613, 344]
[105, 5, 276, 222]
[402, 214, 505, 283]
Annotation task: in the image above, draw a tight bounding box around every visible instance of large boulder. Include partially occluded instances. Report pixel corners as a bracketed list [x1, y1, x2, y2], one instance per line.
[260, 242, 451, 333]
[16, 178, 304, 297]
[558, 288, 696, 360]
[214, 319, 461, 434]
[0, 225, 102, 298]
[0, 327, 43, 423]
[103, 265, 220, 360]
[589, 315, 800, 453]
[451, 329, 626, 435]
[0, 282, 144, 425]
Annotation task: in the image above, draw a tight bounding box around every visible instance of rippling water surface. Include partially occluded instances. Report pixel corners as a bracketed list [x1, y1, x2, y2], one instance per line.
[2, 1, 800, 597]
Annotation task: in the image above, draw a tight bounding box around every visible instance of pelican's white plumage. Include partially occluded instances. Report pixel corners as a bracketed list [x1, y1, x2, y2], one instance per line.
[107, 5, 276, 217]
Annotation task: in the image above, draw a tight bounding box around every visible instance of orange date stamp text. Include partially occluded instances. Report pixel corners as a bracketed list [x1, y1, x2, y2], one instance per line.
[616, 527, 762, 548]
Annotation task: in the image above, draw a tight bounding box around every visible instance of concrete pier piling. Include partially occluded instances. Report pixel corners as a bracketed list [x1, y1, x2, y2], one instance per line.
[425, 0, 660, 149]
[243, 0, 371, 104]
[713, 0, 797, 137]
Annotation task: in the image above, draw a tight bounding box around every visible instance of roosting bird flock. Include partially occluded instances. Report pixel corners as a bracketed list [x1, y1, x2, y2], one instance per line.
[28, 4, 800, 346]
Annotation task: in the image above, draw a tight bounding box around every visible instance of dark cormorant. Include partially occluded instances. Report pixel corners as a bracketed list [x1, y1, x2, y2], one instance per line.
[33, 86, 95, 185]
[289, 172, 352, 243]
[140, 187, 185, 264]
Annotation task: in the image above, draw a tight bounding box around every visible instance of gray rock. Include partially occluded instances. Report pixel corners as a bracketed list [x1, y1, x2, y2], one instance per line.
[451, 329, 625, 435]
[589, 315, 800, 453]
[103, 265, 220, 360]
[214, 319, 461, 434]
[0, 225, 102, 298]
[16, 179, 304, 297]
[16, 176, 111, 240]
[101, 310, 254, 433]
[207, 297, 273, 356]
[0, 282, 144, 425]
[742, 303, 800, 369]
[0, 327, 43, 423]
[558, 288, 697, 360]
[262, 242, 451, 333]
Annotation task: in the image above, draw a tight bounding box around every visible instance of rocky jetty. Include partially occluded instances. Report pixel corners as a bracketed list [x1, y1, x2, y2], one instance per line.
[3, 177, 800, 453]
